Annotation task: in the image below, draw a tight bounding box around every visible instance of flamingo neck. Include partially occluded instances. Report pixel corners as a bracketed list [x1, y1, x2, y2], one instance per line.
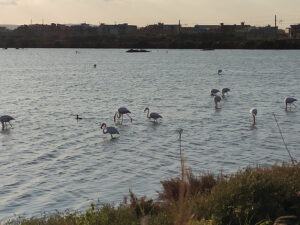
[253, 115, 256, 124]
[102, 125, 107, 134]
[114, 112, 118, 122]
[146, 109, 150, 118]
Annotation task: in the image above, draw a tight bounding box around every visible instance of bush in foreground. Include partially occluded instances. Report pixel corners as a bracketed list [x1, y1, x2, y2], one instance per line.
[157, 163, 300, 224]
[5, 163, 300, 225]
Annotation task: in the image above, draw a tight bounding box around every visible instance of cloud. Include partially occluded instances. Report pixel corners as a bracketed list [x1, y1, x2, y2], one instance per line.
[0, 0, 18, 5]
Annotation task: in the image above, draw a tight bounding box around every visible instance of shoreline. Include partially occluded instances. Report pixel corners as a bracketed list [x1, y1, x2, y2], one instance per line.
[3, 163, 300, 225]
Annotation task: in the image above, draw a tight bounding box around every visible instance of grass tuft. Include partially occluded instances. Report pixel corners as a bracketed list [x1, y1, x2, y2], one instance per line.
[4, 163, 300, 225]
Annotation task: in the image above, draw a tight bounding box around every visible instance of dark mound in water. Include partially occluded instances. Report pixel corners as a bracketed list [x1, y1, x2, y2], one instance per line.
[126, 49, 150, 53]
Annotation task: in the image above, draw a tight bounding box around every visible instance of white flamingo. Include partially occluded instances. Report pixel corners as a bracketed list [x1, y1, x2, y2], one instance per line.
[284, 97, 297, 110]
[114, 107, 132, 124]
[214, 95, 221, 109]
[0, 115, 14, 129]
[144, 107, 162, 122]
[249, 108, 257, 125]
[100, 123, 119, 139]
[211, 89, 220, 96]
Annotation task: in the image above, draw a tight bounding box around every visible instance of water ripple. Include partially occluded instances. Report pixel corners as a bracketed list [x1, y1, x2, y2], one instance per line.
[0, 49, 300, 220]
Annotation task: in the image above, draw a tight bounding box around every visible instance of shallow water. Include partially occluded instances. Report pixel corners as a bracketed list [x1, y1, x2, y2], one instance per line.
[0, 49, 299, 219]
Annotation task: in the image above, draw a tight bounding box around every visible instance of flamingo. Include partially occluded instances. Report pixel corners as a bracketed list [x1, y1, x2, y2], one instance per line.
[100, 123, 119, 138]
[218, 69, 222, 75]
[144, 107, 162, 122]
[214, 95, 221, 109]
[76, 115, 82, 120]
[114, 107, 132, 124]
[0, 115, 14, 129]
[211, 89, 220, 96]
[222, 88, 230, 97]
[284, 97, 297, 110]
[93, 64, 97, 68]
[249, 108, 257, 125]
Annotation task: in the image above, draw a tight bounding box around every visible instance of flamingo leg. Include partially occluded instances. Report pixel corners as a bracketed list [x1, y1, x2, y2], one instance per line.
[8, 121, 12, 128]
[126, 114, 133, 122]
[121, 114, 123, 124]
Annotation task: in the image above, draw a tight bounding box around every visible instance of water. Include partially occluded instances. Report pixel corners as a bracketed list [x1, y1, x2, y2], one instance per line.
[0, 49, 300, 219]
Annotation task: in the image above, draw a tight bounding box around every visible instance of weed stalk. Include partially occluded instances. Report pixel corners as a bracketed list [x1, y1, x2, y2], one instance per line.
[273, 113, 295, 165]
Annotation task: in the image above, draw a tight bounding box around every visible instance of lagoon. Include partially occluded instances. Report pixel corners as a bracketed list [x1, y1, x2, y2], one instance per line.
[0, 49, 299, 219]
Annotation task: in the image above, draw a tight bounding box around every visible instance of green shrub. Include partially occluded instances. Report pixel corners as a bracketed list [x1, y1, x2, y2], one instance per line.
[5, 163, 300, 225]
[192, 164, 300, 225]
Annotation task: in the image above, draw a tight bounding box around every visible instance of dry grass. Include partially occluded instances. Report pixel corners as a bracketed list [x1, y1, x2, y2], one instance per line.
[6, 163, 300, 225]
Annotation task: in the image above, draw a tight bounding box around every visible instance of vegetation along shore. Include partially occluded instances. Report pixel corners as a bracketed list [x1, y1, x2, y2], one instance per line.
[4, 162, 300, 225]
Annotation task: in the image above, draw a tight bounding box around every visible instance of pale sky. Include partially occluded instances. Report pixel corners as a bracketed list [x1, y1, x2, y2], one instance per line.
[0, 0, 299, 28]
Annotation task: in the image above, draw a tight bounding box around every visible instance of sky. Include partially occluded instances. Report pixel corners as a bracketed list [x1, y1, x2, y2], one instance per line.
[0, 0, 299, 28]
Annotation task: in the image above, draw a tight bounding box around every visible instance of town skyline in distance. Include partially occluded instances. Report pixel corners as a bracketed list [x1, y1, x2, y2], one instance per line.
[0, 17, 291, 31]
[0, 0, 299, 29]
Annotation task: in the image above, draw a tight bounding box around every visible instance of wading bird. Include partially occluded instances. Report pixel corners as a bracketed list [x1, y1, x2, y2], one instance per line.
[211, 89, 220, 96]
[249, 108, 257, 125]
[218, 69, 222, 75]
[76, 115, 82, 120]
[214, 95, 221, 109]
[100, 123, 119, 139]
[93, 64, 97, 68]
[0, 115, 14, 129]
[114, 107, 132, 124]
[144, 107, 162, 122]
[222, 88, 230, 97]
[284, 97, 297, 110]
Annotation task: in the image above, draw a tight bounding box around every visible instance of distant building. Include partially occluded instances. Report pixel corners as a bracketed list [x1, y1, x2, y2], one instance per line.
[193, 25, 219, 33]
[219, 22, 251, 33]
[180, 26, 194, 33]
[247, 25, 278, 39]
[289, 24, 300, 38]
[98, 23, 137, 35]
[70, 23, 97, 34]
[141, 23, 181, 34]
[0, 26, 10, 33]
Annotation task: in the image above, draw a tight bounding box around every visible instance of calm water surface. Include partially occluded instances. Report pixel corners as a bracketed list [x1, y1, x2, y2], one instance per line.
[0, 49, 300, 219]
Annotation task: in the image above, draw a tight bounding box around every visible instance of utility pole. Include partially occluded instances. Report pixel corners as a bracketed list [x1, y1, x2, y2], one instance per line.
[275, 15, 277, 28]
